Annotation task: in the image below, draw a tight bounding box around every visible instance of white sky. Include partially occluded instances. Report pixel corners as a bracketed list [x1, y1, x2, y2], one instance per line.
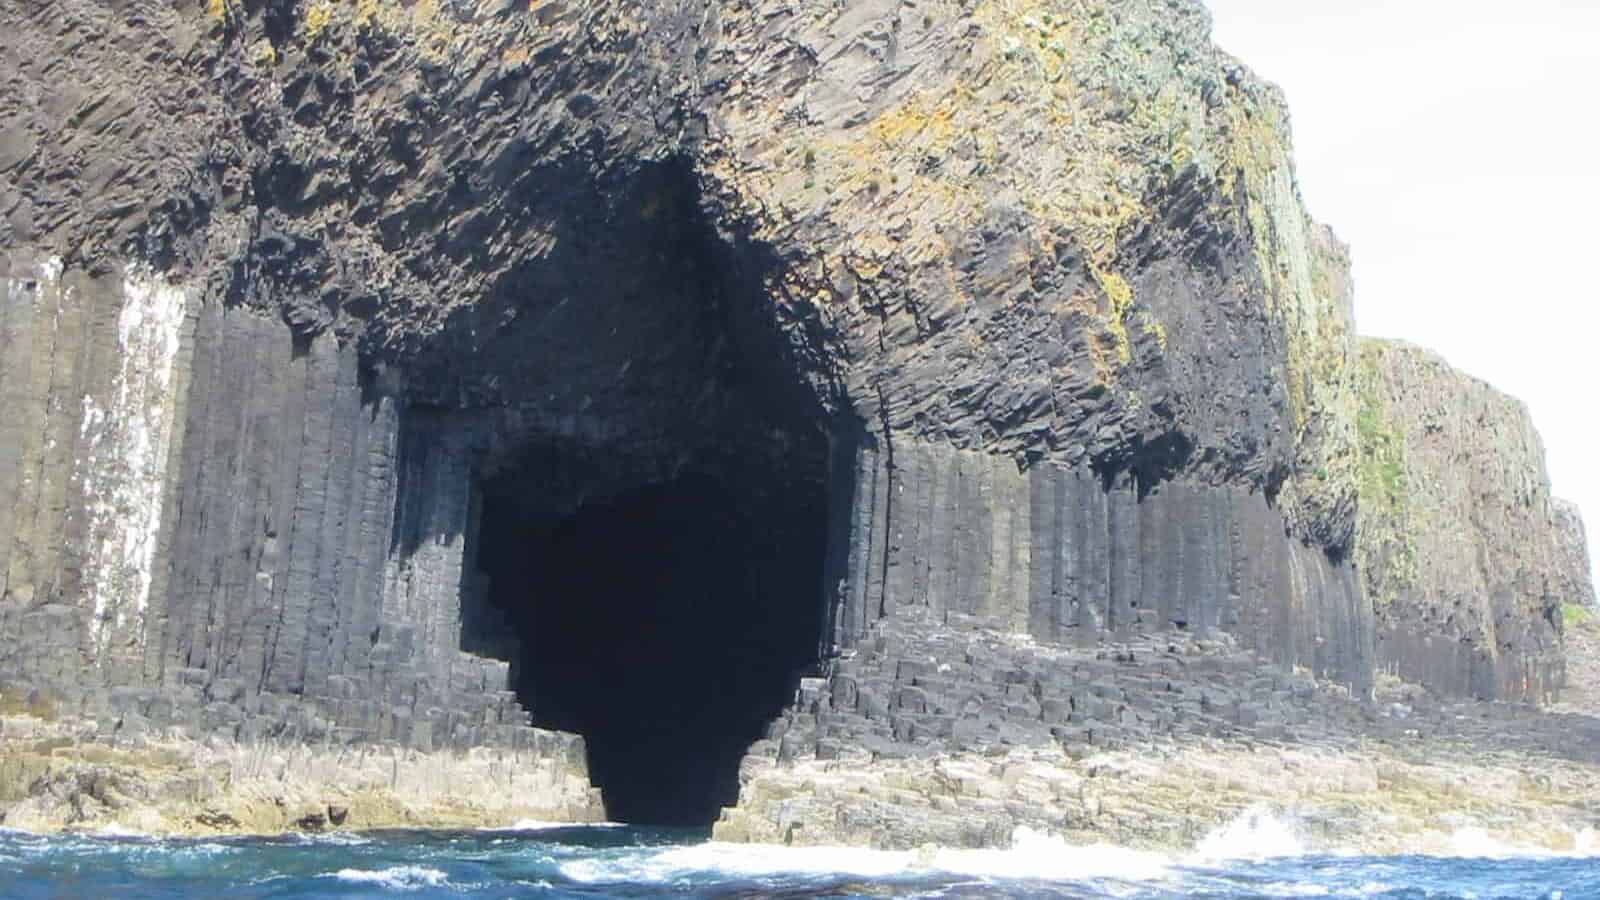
[1205, 0, 1600, 589]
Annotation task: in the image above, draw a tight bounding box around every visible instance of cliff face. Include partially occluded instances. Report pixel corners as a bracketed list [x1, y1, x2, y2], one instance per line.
[0, 0, 1589, 830]
[1353, 338, 1573, 700]
[1555, 499, 1596, 610]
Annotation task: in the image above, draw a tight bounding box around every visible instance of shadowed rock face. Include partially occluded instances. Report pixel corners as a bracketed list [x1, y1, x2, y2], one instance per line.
[0, 0, 1591, 830]
[1, 0, 1355, 528]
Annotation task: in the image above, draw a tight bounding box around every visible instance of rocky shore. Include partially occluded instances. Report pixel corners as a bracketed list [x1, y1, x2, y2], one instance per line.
[7, 606, 1600, 854]
[0, 709, 601, 835]
[719, 739, 1600, 856]
[716, 608, 1600, 853]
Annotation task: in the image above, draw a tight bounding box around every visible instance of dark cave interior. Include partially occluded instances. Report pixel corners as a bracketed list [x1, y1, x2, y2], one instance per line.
[471, 462, 828, 827]
[433, 155, 840, 827]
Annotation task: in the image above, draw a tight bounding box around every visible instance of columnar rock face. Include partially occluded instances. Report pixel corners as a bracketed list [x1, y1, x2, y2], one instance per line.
[0, 254, 544, 753]
[1555, 500, 1596, 610]
[0, 0, 1593, 833]
[824, 441, 1370, 692]
[0, 254, 189, 687]
[1354, 338, 1572, 701]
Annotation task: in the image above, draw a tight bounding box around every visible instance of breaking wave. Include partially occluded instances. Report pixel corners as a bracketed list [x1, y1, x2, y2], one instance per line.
[549, 810, 1322, 887]
[3, 814, 1599, 898]
[481, 819, 626, 832]
[558, 825, 1172, 885]
[329, 864, 450, 889]
[1191, 806, 1307, 862]
[1442, 826, 1600, 860]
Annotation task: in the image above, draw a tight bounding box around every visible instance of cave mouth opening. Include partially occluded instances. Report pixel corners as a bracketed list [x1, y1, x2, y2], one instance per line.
[439, 153, 839, 827]
[470, 455, 829, 828]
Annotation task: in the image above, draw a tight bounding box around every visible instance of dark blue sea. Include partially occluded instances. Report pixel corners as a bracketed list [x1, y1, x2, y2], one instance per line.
[3, 820, 1596, 899]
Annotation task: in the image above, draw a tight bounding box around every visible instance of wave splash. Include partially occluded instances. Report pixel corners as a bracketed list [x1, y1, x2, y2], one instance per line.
[1443, 826, 1600, 860]
[5, 820, 1600, 897]
[481, 819, 626, 832]
[1191, 806, 1307, 862]
[554, 808, 1599, 886]
[560, 824, 1174, 885]
[556, 809, 1314, 885]
[329, 864, 449, 890]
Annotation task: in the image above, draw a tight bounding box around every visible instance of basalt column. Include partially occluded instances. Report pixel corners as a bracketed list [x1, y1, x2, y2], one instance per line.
[826, 440, 1374, 695]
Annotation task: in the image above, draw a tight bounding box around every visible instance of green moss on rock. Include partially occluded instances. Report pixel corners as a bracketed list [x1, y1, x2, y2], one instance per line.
[1354, 340, 1416, 605]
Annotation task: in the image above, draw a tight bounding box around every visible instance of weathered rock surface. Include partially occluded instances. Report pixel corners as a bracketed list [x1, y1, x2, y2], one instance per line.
[0, 709, 601, 834]
[1353, 338, 1578, 701]
[1556, 499, 1597, 610]
[823, 442, 1370, 692]
[716, 607, 1600, 852]
[0, 0, 1595, 843]
[1553, 606, 1600, 718]
[718, 737, 1600, 855]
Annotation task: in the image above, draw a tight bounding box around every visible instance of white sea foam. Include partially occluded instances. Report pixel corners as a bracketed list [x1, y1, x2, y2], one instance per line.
[1446, 827, 1526, 859]
[558, 825, 1171, 884]
[1439, 827, 1600, 860]
[1258, 881, 1330, 896]
[937, 827, 1172, 881]
[481, 819, 625, 832]
[1190, 807, 1307, 862]
[87, 823, 151, 839]
[330, 865, 449, 889]
[290, 830, 373, 846]
[1186, 808, 1600, 862]
[169, 841, 233, 857]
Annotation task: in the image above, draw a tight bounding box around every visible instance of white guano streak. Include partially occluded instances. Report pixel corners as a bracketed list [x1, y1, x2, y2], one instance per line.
[79, 263, 187, 663]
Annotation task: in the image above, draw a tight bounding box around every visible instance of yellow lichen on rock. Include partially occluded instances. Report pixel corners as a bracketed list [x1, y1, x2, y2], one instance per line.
[709, 0, 1270, 373]
[303, 1, 334, 41]
[1090, 262, 1135, 365]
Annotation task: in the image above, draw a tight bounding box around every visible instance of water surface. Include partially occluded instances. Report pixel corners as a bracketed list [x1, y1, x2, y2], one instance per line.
[2, 822, 1595, 898]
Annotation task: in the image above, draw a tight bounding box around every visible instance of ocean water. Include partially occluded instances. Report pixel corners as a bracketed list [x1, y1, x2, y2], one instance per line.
[2, 817, 1596, 899]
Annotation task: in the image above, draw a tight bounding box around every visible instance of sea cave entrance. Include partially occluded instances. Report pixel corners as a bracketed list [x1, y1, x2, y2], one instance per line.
[467, 443, 830, 827]
[470, 454, 832, 826]
[428, 156, 838, 826]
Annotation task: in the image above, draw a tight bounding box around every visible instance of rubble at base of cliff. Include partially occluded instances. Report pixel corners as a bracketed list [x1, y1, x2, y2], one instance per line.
[0, 706, 603, 835]
[716, 607, 1600, 853]
[7, 604, 1599, 851]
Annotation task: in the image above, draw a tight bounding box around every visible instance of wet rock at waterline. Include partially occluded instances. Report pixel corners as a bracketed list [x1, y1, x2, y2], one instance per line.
[0, 0, 1595, 844]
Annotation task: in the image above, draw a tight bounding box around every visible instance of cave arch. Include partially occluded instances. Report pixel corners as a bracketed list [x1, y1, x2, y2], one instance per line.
[413, 157, 840, 827]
